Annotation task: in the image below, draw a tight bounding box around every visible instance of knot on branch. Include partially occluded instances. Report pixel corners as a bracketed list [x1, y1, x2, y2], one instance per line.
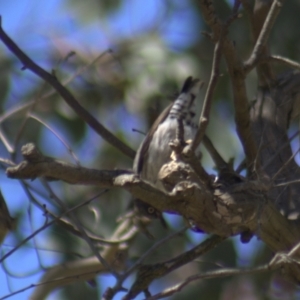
[170, 181, 198, 199]
[21, 143, 43, 162]
[181, 144, 193, 159]
[156, 159, 254, 237]
[6, 143, 54, 180]
[158, 160, 201, 191]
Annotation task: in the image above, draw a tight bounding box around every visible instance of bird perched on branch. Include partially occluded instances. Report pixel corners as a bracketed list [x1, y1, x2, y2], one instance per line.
[133, 76, 203, 226]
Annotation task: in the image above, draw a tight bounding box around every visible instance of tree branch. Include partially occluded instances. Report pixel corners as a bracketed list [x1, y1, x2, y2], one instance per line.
[122, 235, 225, 300]
[244, 0, 284, 74]
[148, 262, 269, 299]
[199, 0, 258, 172]
[5, 144, 186, 215]
[190, 37, 223, 152]
[0, 17, 135, 160]
[148, 235, 300, 299]
[6, 142, 300, 258]
[31, 218, 135, 300]
[267, 55, 300, 71]
[103, 227, 188, 299]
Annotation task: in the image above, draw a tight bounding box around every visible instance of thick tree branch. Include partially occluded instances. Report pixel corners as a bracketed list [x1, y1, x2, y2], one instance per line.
[6, 143, 300, 257]
[5, 144, 190, 215]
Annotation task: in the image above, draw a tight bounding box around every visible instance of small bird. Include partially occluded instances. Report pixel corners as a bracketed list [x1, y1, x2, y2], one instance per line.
[133, 76, 202, 223]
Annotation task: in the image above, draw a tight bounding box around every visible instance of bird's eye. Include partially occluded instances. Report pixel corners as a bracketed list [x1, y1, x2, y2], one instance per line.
[148, 207, 155, 214]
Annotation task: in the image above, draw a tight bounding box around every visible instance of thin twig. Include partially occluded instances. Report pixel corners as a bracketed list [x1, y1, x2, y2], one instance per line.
[149, 237, 300, 299]
[41, 180, 118, 277]
[191, 39, 223, 152]
[287, 237, 300, 257]
[0, 126, 14, 153]
[263, 129, 300, 170]
[22, 184, 133, 244]
[0, 187, 108, 264]
[202, 135, 228, 171]
[199, 0, 258, 170]
[244, 0, 284, 73]
[122, 235, 225, 300]
[267, 55, 300, 71]
[147, 264, 269, 299]
[271, 145, 300, 182]
[275, 179, 300, 187]
[243, 0, 275, 85]
[105, 227, 188, 299]
[0, 157, 14, 166]
[13, 82, 47, 157]
[0, 17, 135, 159]
[28, 202, 46, 271]
[0, 50, 111, 125]
[0, 215, 56, 264]
[31, 217, 134, 299]
[29, 113, 80, 165]
[125, 227, 187, 276]
[0, 268, 106, 300]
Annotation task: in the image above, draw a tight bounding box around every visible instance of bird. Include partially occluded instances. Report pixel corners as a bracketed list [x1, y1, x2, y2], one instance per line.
[133, 76, 203, 224]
